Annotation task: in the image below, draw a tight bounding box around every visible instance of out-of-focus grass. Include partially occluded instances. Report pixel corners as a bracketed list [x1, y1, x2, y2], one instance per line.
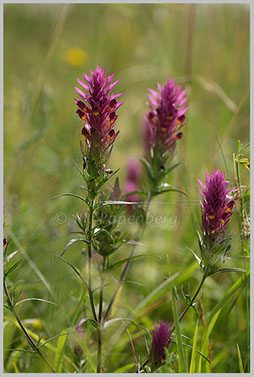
[4, 4, 250, 373]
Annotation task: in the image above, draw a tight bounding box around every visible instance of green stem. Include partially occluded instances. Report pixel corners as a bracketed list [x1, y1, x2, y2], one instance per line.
[103, 193, 152, 322]
[4, 280, 56, 373]
[235, 154, 250, 371]
[97, 257, 106, 373]
[87, 198, 97, 322]
[97, 327, 103, 373]
[99, 257, 106, 322]
[171, 273, 207, 333]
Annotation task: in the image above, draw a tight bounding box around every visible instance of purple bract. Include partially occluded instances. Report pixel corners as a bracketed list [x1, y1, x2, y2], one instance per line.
[144, 79, 188, 157]
[75, 65, 124, 161]
[150, 320, 172, 368]
[198, 169, 235, 238]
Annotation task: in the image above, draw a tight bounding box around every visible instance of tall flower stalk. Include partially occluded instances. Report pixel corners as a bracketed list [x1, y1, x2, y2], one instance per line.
[172, 169, 241, 331]
[73, 65, 124, 372]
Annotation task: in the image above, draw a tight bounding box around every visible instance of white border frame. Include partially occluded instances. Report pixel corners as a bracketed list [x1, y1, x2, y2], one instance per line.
[1, 1, 252, 376]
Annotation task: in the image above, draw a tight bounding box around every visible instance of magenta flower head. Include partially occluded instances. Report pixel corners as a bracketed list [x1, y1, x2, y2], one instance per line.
[144, 79, 188, 163]
[198, 170, 235, 274]
[198, 170, 235, 238]
[150, 321, 172, 369]
[75, 65, 124, 179]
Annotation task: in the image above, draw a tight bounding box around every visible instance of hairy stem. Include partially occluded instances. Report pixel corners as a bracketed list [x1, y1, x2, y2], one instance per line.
[99, 257, 106, 322]
[87, 198, 98, 322]
[4, 280, 56, 373]
[97, 257, 106, 373]
[97, 327, 103, 373]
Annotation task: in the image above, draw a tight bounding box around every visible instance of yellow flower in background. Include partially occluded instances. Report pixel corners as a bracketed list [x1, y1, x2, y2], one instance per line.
[64, 48, 87, 66]
[32, 318, 43, 330]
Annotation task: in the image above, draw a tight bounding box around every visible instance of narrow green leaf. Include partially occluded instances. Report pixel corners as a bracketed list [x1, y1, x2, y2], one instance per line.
[198, 272, 249, 372]
[76, 317, 100, 330]
[4, 259, 22, 278]
[54, 329, 68, 373]
[165, 162, 181, 175]
[74, 332, 96, 372]
[215, 129, 232, 182]
[103, 318, 151, 337]
[60, 238, 89, 257]
[152, 188, 189, 198]
[101, 200, 138, 206]
[102, 167, 120, 185]
[187, 247, 202, 266]
[6, 348, 35, 353]
[133, 273, 179, 317]
[113, 363, 135, 373]
[93, 228, 114, 241]
[171, 285, 188, 373]
[122, 190, 148, 198]
[54, 255, 89, 291]
[213, 267, 246, 274]
[171, 340, 210, 364]
[237, 344, 244, 373]
[15, 298, 57, 307]
[72, 159, 85, 178]
[9, 230, 58, 302]
[5, 316, 77, 371]
[92, 280, 144, 293]
[106, 254, 160, 272]
[50, 193, 88, 205]
[189, 319, 199, 373]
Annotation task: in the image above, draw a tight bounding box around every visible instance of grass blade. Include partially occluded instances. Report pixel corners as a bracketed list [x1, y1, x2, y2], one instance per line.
[171, 285, 188, 373]
[113, 363, 135, 373]
[4, 315, 77, 371]
[74, 332, 96, 372]
[189, 319, 199, 373]
[9, 231, 58, 302]
[198, 272, 249, 372]
[215, 128, 232, 182]
[237, 344, 244, 373]
[54, 329, 68, 373]
[133, 273, 179, 317]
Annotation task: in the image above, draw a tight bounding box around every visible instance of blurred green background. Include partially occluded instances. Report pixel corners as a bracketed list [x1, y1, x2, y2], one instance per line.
[4, 3, 250, 373]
